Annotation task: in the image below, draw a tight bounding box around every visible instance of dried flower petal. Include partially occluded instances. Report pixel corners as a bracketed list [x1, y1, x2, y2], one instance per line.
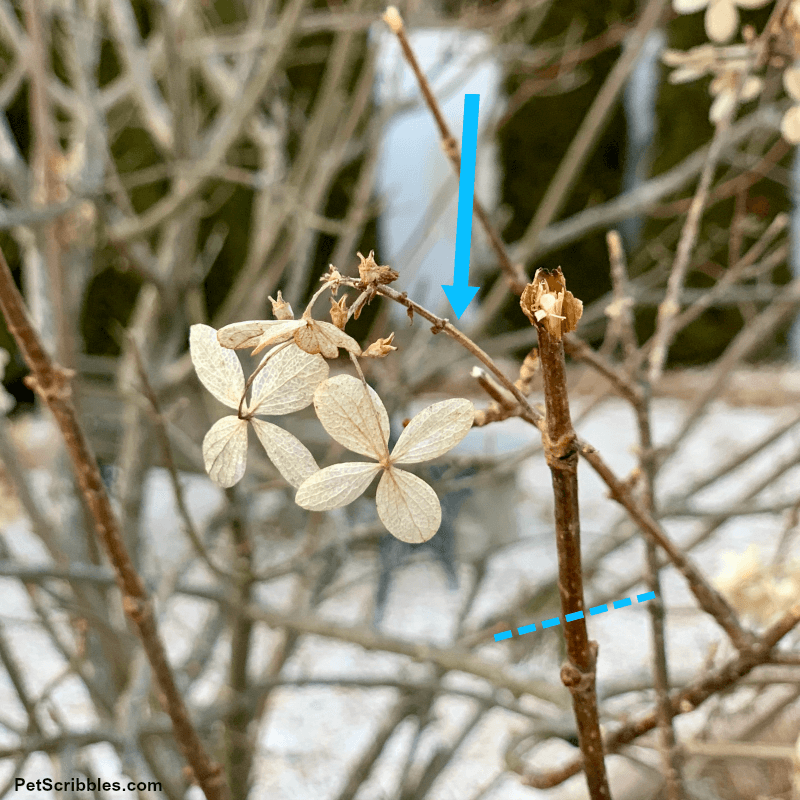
[705, 0, 738, 43]
[362, 333, 397, 358]
[295, 462, 382, 510]
[248, 344, 328, 416]
[296, 376, 474, 543]
[250, 419, 319, 488]
[673, 0, 708, 11]
[202, 416, 248, 488]
[390, 399, 474, 464]
[295, 317, 361, 358]
[190, 324, 245, 409]
[782, 104, 800, 143]
[376, 467, 441, 543]
[784, 65, 800, 100]
[218, 319, 303, 355]
[313, 375, 390, 460]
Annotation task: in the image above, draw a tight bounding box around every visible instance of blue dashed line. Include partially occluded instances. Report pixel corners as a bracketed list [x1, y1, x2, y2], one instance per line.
[493, 593, 653, 642]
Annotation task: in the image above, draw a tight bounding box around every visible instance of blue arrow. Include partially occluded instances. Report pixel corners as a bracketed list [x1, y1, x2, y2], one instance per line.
[442, 93, 481, 319]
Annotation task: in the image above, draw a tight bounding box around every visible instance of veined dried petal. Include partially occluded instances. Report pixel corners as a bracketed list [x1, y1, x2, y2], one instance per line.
[202, 416, 248, 488]
[294, 318, 361, 358]
[250, 418, 319, 488]
[313, 375, 390, 460]
[376, 467, 441, 543]
[390, 398, 474, 465]
[190, 324, 245, 409]
[295, 462, 382, 511]
[248, 344, 328, 416]
[218, 319, 302, 355]
[705, 0, 738, 43]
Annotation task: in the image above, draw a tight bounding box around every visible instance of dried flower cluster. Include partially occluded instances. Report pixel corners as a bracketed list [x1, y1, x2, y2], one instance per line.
[189, 256, 474, 543]
[666, 0, 800, 139]
[673, 0, 770, 44]
[715, 543, 800, 624]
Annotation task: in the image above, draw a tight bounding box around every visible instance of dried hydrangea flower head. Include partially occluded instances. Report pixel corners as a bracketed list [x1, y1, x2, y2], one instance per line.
[662, 44, 761, 123]
[294, 375, 474, 543]
[673, 0, 770, 43]
[715, 543, 800, 625]
[190, 324, 324, 488]
[520, 267, 583, 340]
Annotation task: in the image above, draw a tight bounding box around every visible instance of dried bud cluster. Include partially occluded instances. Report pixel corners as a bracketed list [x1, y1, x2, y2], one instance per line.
[520, 267, 583, 340]
[357, 250, 399, 288]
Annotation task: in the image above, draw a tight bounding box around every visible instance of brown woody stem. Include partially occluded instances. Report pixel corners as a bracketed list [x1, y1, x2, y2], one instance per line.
[0, 246, 230, 800]
[536, 321, 611, 800]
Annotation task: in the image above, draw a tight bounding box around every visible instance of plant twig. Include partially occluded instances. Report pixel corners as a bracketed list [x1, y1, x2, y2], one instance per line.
[338, 275, 752, 652]
[0, 245, 230, 800]
[521, 602, 800, 788]
[381, 6, 528, 295]
[524, 267, 611, 800]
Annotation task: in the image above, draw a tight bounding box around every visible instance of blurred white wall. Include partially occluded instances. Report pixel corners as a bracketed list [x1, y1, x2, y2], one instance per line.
[372, 27, 502, 325]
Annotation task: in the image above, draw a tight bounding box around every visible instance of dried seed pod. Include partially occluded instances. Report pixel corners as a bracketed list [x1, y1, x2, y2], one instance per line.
[362, 332, 397, 358]
[329, 296, 348, 330]
[269, 290, 294, 320]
